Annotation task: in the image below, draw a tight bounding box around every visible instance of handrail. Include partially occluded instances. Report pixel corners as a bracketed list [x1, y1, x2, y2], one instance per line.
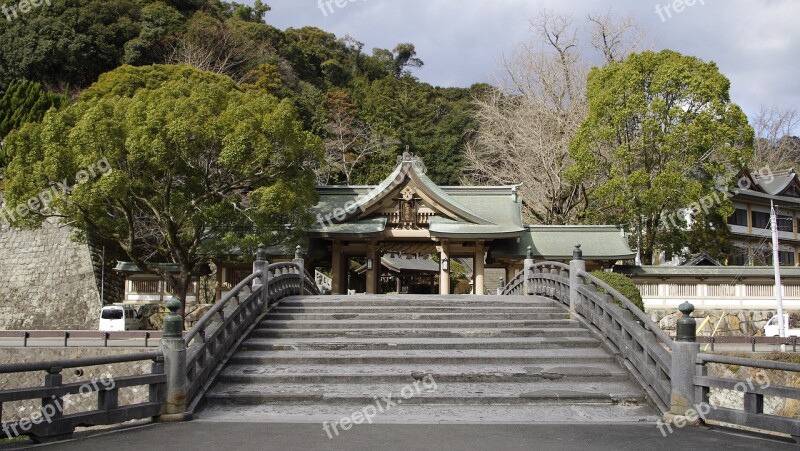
[0, 352, 165, 442]
[500, 271, 526, 295]
[506, 260, 673, 413]
[536, 261, 570, 271]
[183, 259, 319, 413]
[695, 352, 800, 437]
[0, 351, 163, 374]
[698, 353, 800, 372]
[577, 269, 673, 348]
[304, 269, 322, 295]
[184, 271, 261, 345]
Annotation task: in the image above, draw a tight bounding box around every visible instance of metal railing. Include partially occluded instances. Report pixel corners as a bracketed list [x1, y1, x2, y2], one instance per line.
[696, 353, 800, 436]
[0, 352, 165, 443]
[0, 331, 161, 348]
[699, 335, 800, 352]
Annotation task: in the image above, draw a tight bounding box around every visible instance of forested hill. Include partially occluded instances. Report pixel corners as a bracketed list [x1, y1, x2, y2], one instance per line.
[0, 0, 485, 185]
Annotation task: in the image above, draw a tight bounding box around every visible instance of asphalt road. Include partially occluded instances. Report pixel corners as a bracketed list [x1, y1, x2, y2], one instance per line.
[2, 422, 796, 451]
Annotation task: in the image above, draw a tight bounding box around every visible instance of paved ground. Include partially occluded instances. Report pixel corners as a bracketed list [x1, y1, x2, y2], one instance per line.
[2, 422, 796, 450]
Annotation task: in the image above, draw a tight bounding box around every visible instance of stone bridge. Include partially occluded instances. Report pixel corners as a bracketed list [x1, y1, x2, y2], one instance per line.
[2, 246, 800, 445]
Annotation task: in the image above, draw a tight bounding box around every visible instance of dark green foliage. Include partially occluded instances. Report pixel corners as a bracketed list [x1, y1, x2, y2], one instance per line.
[0, 0, 476, 186]
[589, 271, 645, 312]
[0, 80, 68, 168]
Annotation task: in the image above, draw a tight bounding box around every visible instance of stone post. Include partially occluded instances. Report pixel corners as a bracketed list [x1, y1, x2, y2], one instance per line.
[293, 245, 305, 295]
[497, 277, 505, 295]
[523, 246, 535, 295]
[666, 302, 700, 425]
[253, 244, 269, 308]
[158, 297, 190, 422]
[569, 244, 586, 316]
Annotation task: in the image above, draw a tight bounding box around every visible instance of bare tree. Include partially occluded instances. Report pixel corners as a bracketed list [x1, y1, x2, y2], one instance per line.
[463, 10, 646, 224]
[752, 105, 800, 171]
[317, 90, 398, 185]
[167, 25, 248, 80]
[587, 11, 645, 64]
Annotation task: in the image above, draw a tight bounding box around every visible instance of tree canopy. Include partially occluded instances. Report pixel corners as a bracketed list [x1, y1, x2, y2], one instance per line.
[0, 0, 475, 187]
[2, 64, 322, 307]
[0, 80, 68, 171]
[569, 49, 754, 264]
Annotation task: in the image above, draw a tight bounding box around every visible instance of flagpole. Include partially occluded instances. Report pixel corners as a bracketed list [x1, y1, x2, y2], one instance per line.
[771, 200, 786, 345]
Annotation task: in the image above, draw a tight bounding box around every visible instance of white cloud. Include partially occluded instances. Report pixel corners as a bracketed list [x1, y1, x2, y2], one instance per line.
[256, 0, 799, 130]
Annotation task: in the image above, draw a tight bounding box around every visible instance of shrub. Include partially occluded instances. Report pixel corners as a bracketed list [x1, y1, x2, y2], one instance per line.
[589, 271, 645, 312]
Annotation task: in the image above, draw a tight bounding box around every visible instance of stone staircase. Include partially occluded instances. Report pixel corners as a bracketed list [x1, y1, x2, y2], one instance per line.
[198, 295, 657, 423]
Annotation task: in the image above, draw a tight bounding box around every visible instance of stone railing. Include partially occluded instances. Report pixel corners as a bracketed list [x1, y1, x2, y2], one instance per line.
[695, 354, 800, 436]
[315, 269, 332, 292]
[1, 244, 320, 443]
[159, 245, 319, 418]
[500, 244, 800, 439]
[503, 249, 673, 413]
[0, 352, 165, 443]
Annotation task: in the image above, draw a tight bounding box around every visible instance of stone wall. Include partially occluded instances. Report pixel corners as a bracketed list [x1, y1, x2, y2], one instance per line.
[0, 190, 124, 330]
[650, 309, 775, 336]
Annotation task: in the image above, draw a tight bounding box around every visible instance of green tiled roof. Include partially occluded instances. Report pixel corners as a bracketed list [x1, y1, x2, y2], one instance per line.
[490, 225, 635, 260]
[310, 154, 525, 237]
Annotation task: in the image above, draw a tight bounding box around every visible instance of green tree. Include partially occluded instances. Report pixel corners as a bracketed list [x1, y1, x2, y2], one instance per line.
[569, 50, 753, 264]
[3, 65, 322, 316]
[0, 80, 68, 170]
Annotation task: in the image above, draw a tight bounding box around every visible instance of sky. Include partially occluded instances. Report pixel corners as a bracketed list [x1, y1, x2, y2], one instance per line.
[252, 0, 798, 131]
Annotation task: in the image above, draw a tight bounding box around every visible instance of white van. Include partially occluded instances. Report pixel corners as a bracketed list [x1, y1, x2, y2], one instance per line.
[764, 314, 800, 337]
[99, 305, 140, 331]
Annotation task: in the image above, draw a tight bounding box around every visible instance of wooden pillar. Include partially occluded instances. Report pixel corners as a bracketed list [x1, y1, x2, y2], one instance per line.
[396, 276, 402, 294]
[475, 240, 485, 296]
[331, 240, 346, 295]
[366, 241, 379, 294]
[439, 241, 450, 295]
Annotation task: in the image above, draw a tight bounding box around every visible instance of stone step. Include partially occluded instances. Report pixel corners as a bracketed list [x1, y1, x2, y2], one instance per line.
[218, 362, 631, 384]
[200, 294, 656, 424]
[204, 381, 646, 406]
[273, 306, 565, 314]
[228, 348, 613, 365]
[277, 297, 550, 308]
[239, 336, 600, 351]
[266, 312, 569, 321]
[196, 403, 659, 424]
[248, 327, 592, 339]
[256, 319, 579, 330]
